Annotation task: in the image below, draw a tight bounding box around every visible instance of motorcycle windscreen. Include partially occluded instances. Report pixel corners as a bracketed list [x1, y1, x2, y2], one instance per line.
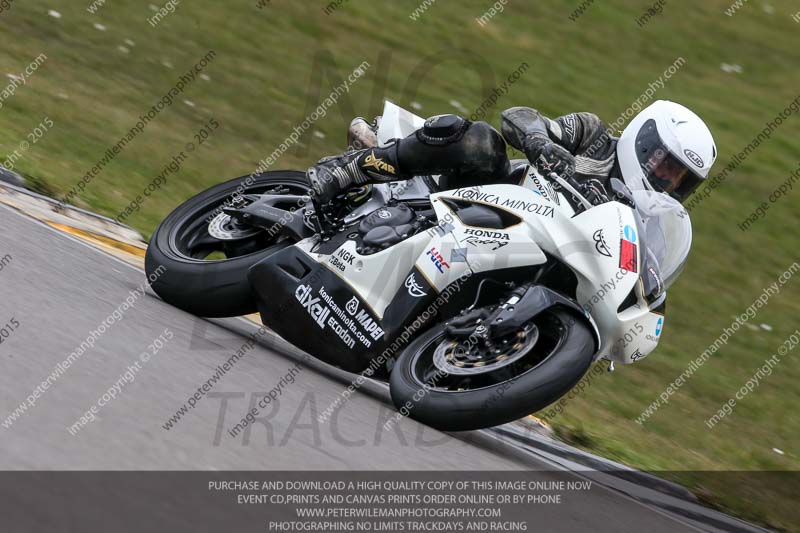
[633, 190, 692, 290]
[377, 100, 426, 147]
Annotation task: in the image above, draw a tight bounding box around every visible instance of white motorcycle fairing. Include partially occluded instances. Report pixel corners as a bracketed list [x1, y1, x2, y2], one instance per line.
[249, 102, 680, 371]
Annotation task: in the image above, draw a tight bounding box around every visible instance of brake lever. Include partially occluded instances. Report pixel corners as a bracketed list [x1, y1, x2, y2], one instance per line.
[546, 172, 594, 213]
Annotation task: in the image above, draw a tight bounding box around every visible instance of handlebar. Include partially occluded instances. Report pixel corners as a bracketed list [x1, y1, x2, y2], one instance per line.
[543, 172, 636, 214]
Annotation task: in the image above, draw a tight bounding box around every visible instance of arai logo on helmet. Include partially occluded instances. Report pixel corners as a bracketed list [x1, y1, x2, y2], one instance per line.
[683, 149, 704, 168]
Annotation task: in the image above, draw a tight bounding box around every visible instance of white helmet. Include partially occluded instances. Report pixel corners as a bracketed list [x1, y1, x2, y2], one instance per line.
[617, 100, 716, 203]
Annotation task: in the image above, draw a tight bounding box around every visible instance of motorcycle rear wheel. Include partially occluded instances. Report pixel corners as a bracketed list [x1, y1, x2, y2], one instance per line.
[144, 171, 310, 317]
[389, 308, 596, 432]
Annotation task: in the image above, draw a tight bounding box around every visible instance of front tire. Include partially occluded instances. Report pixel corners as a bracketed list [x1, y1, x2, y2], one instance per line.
[389, 308, 596, 432]
[145, 171, 310, 317]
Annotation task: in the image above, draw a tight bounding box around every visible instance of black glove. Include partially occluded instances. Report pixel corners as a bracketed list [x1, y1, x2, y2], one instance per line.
[524, 134, 576, 177]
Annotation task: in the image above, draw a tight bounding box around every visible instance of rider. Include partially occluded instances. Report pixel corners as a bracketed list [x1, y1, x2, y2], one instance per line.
[307, 100, 717, 210]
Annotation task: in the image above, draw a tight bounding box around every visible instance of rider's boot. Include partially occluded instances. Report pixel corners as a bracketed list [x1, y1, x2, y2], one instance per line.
[347, 116, 380, 150]
[307, 144, 401, 204]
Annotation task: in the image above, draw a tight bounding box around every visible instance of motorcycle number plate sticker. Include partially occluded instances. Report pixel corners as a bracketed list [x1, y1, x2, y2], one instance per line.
[619, 238, 638, 273]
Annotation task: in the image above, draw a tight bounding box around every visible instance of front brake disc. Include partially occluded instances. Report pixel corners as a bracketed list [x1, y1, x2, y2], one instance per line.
[432, 323, 539, 376]
[207, 212, 262, 240]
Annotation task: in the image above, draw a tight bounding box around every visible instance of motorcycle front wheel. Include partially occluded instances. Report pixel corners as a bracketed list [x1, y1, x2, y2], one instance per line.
[389, 308, 596, 432]
[144, 170, 310, 317]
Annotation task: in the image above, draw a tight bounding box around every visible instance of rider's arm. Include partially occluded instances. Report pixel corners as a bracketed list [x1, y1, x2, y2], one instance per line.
[543, 112, 612, 156]
[500, 108, 611, 208]
[501, 108, 613, 167]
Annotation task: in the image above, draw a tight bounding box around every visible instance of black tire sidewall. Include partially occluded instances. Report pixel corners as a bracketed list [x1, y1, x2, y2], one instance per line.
[144, 171, 308, 317]
[389, 308, 596, 432]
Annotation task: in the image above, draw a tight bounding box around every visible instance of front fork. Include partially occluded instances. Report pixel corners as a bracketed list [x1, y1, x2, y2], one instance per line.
[445, 283, 532, 340]
[446, 284, 595, 346]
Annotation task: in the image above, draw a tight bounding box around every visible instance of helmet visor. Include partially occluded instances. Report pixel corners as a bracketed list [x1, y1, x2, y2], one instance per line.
[635, 119, 705, 202]
[644, 149, 704, 202]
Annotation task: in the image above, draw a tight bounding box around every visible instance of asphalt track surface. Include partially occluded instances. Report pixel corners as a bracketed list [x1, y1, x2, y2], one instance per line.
[0, 204, 732, 532]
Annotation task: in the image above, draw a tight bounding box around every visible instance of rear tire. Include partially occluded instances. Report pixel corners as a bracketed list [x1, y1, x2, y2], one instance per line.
[145, 171, 309, 317]
[389, 309, 596, 432]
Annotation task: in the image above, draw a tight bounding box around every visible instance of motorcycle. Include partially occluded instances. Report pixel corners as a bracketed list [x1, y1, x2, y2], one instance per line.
[145, 101, 690, 431]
